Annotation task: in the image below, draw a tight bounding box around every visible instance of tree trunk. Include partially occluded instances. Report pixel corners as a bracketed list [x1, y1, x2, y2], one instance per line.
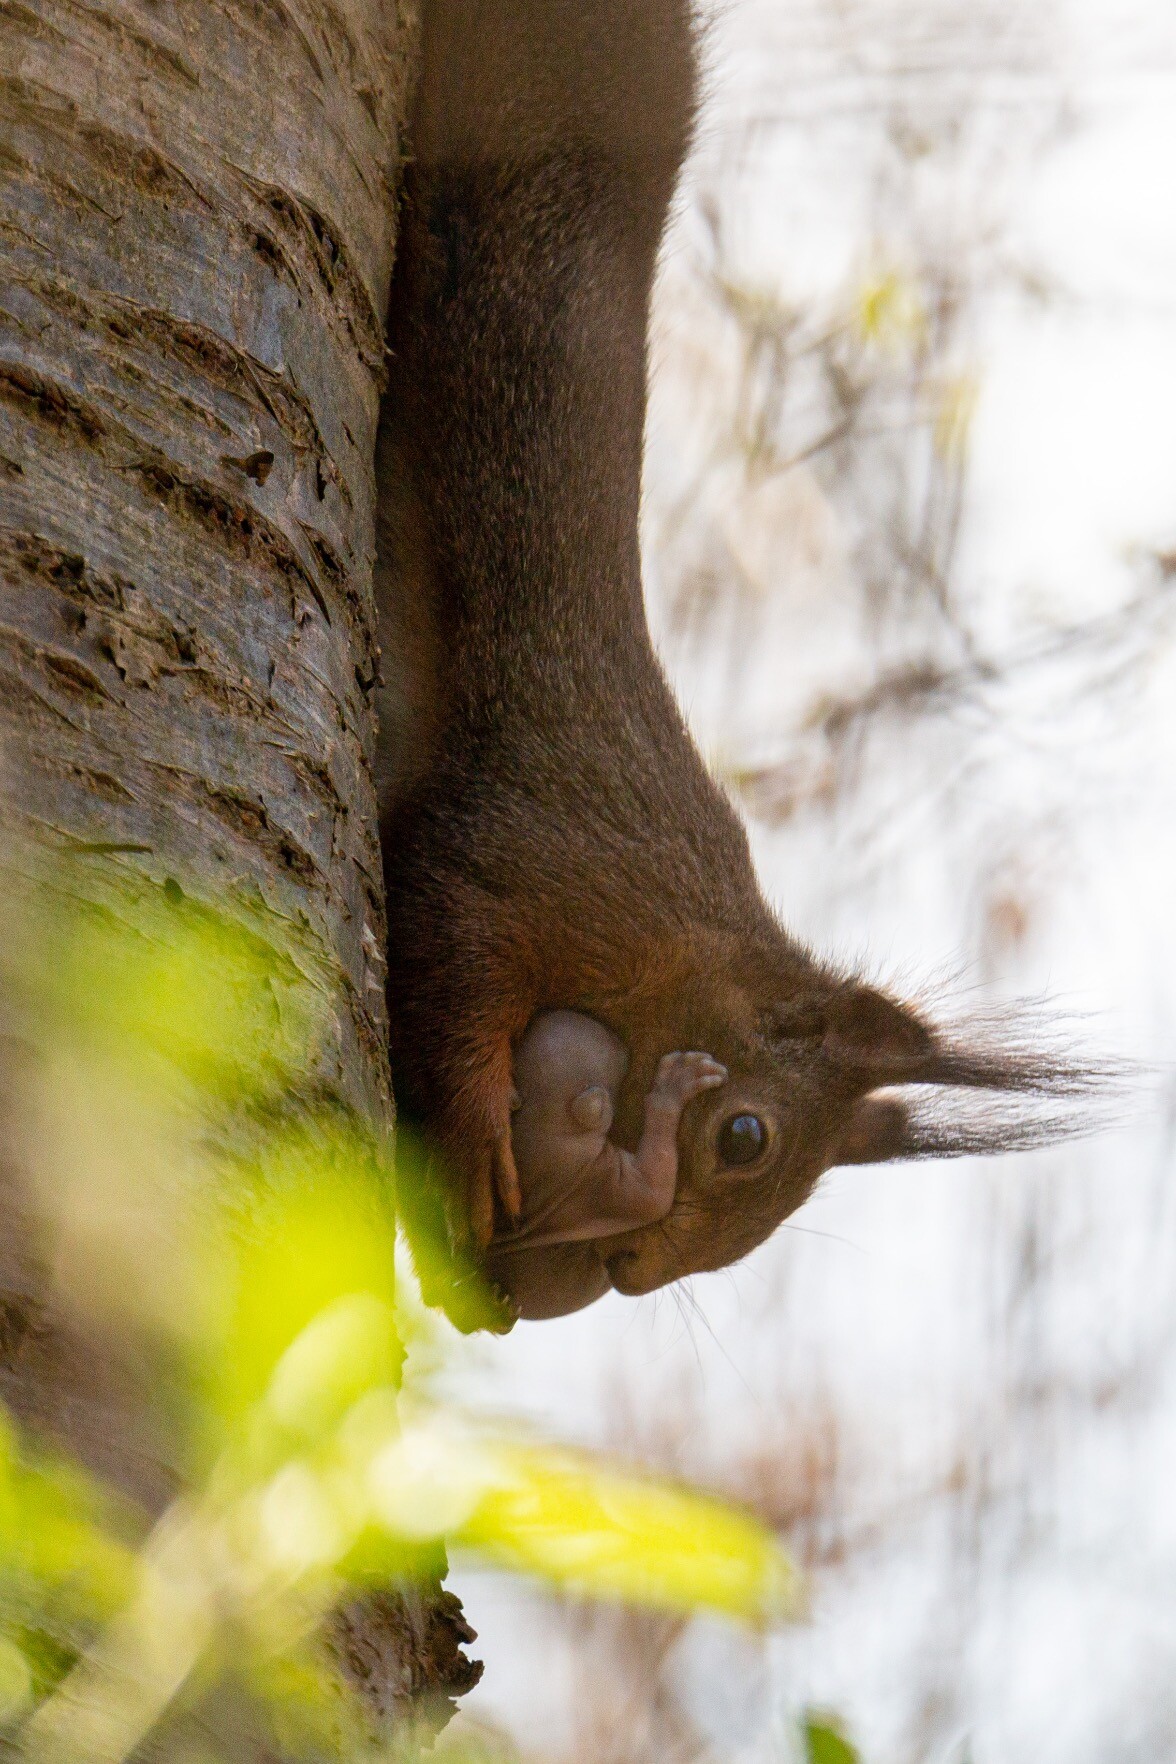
[0, 0, 476, 1744]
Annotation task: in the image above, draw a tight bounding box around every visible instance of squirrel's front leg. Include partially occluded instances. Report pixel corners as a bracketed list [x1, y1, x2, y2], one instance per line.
[384, 845, 537, 1255]
[416, 920, 538, 1247]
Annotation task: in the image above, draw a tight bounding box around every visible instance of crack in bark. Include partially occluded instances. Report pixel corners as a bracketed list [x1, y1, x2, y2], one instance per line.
[47, 4, 200, 87]
[93, 295, 347, 497]
[233, 168, 388, 372]
[76, 118, 213, 207]
[0, 658, 103, 734]
[270, 742, 352, 822]
[0, 365, 349, 630]
[0, 1, 68, 46]
[130, 454, 337, 627]
[193, 780, 324, 887]
[0, 525, 317, 723]
[43, 759, 136, 803]
[0, 618, 116, 703]
[0, 361, 107, 443]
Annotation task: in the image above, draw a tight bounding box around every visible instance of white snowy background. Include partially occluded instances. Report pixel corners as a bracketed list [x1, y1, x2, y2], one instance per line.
[436, 2, 1176, 1759]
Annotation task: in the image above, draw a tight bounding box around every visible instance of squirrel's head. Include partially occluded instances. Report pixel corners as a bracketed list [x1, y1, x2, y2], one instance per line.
[597, 957, 1103, 1302]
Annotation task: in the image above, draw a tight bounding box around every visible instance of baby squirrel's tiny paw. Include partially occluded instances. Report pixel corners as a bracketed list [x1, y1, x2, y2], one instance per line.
[653, 1050, 728, 1105]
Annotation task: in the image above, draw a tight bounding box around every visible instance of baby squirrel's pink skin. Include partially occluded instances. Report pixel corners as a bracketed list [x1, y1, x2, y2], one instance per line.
[505, 1010, 727, 1244]
[485, 1011, 726, 1318]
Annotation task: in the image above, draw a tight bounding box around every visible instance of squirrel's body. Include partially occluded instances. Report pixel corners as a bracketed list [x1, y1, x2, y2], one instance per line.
[376, 0, 1094, 1323]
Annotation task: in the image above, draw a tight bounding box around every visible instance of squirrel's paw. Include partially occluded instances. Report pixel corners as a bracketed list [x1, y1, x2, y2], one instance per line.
[450, 1037, 522, 1248]
[462, 1125, 522, 1250]
[492, 1127, 523, 1228]
[652, 1050, 728, 1107]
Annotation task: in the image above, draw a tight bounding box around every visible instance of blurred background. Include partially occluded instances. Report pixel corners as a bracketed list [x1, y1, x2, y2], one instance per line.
[439, 0, 1176, 1759]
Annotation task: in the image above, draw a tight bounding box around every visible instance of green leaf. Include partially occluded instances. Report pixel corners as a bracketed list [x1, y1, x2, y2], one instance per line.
[205, 1118, 399, 1438]
[0, 1409, 137, 1624]
[804, 1713, 862, 1764]
[369, 1415, 801, 1622]
[0, 1633, 33, 1725]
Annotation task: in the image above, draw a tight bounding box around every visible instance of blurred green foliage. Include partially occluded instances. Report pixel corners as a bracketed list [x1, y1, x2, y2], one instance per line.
[0, 878, 798, 1759]
[804, 1713, 862, 1764]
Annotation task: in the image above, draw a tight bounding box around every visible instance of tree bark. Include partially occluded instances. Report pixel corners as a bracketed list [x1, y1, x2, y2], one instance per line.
[0, 0, 477, 1744]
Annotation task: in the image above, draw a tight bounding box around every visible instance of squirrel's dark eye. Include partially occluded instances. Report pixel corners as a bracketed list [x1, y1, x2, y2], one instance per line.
[717, 1113, 766, 1167]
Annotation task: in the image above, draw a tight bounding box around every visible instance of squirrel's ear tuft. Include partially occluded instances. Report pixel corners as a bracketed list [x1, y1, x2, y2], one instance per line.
[824, 1010, 1124, 1169]
[822, 985, 933, 1073]
[827, 1086, 1102, 1167]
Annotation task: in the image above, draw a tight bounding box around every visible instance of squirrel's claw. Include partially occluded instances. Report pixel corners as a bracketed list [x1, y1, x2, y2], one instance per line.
[466, 1129, 521, 1249]
[467, 1166, 496, 1250]
[447, 1032, 523, 1248]
[493, 1129, 523, 1227]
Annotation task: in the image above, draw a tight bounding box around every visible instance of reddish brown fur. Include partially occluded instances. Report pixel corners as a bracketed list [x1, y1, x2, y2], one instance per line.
[376, 0, 1099, 1323]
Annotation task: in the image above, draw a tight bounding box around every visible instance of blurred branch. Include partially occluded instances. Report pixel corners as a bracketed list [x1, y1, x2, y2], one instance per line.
[728, 553, 1176, 823]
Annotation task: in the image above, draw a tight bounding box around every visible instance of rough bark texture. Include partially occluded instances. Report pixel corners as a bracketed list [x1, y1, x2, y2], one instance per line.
[0, 0, 477, 1742]
[0, 0, 403, 1116]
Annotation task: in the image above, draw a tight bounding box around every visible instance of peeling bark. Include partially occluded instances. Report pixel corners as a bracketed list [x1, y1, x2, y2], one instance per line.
[0, 0, 477, 1742]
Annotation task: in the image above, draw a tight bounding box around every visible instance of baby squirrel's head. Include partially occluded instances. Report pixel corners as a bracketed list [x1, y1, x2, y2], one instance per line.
[597, 952, 1096, 1300]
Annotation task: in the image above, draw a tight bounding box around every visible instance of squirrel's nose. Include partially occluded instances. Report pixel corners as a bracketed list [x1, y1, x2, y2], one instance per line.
[603, 1240, 663, 1296]
[603, 1247, 641, 1292]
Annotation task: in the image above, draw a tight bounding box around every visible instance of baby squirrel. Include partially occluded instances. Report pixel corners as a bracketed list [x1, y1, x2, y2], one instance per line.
[376, 0, 1093, 1325]
[486, 1012, 726, 1318]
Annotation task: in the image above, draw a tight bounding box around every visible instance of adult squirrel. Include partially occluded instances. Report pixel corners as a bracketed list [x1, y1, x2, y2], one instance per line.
[375, 0, 1094, 1325]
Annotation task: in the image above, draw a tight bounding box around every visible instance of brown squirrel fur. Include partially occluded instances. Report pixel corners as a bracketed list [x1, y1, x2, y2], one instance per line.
[376, 0, 1096, 1325]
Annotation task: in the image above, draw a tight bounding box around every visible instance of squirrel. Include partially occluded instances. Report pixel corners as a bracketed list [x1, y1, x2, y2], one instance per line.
[374, 0, 1096, 1327]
